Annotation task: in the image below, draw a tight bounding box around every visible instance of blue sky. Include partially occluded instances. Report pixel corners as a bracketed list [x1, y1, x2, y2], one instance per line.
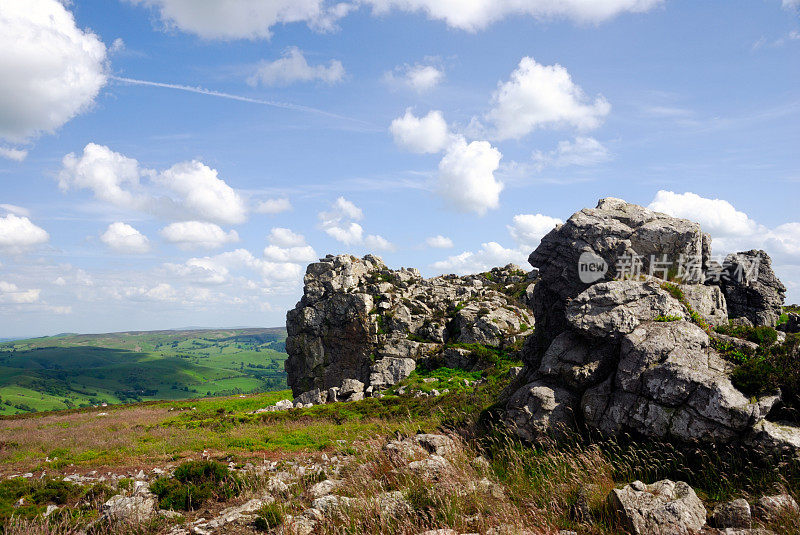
[0, 0, 799, 337]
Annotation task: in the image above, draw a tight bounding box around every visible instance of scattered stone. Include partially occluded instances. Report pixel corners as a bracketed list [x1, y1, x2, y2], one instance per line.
[414, 434, 457, 456]
[712, 498, 751, 529]
[754, 493, 799, 521]
[608, 479, 707, 535]
[308, 479, 341, 499]
[102, 494, 157, 523]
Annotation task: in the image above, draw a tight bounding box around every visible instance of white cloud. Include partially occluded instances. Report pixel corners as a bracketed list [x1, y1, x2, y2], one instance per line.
[648, 191, 763, 238]
[100, 222, 151, 254]
[432, 242, 527, 275]
[508, 214, 563, 250]
[156, 160, 247, 225]
[256, 198, 292, 214]
[0, 213, 49, 252]
[263, 244, 318, 263]
[0, 204, 30, 217]
[486, 57, 610, 140]
[248, 47, 345, 86]
[0, 0, 107, 143]
[390, 109, 451, 154]
[59, 143, 143, 207]
[319, 196, 364, 226]
[364, 234, 395, 251]
[268, 227, 307, 247]
[166, 249, 304, 288]
[783, 0, 799, 9]
[0, 281, 41, 304]
[325, 221, 364, 245]
[426, 235, 454, 248]
[145, 283, 176, 301]
[264, 227, 318, 262]
[0, 147, 27, 161]
[438, 137, 503, 215]
[58, 144, 248, 225]
[127, 0, 351, 39]
[364, 0, 663, 30]
[160, 221, 240, 249]
[385, 63, 444, 92]
[532, 136, 610, 169]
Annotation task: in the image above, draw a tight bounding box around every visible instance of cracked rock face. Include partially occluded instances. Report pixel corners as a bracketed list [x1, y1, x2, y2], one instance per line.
[720, 250, 786, 327]
[286, 254, 535, 398]
[608, 479, 707, 535]
[503, 198, 799, 451]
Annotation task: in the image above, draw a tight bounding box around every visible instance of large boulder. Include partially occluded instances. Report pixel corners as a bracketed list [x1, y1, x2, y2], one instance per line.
[719, 250, 786, 327]
[528, 197, 708, 354]
[286, 255, 535, 399]
[503, 198, 797, 452]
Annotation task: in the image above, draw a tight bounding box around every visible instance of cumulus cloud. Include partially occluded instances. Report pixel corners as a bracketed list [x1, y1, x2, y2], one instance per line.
[58, 144, 248, 225]
[160, 221, 240, 249]
[0, 281, 41, 304]
[646, 191, 800, 272]
[268, 227, 307, 248]
[165, 249, 304, 288]
[127, 0, 351, 39]
[438, 137, 503, 215]
[532, 136, 610, 169]
[426, 235, 454, 248]
[508, 214, 563, 251]
[263, 227, 318, 263]
[248, 47, 345, 86]
[0, 204, 30, 217]
[486, 57, 610, 140]
[385, 63, 444, 92]
[59, 143, 143, 207]
[0, 0, 107, 143]
[317, 197, 394, 250]
[100, 222, 151, 254]
[390, 110, 451, 154]
[364, 0, 663, 31]
[364, 234, 395, 251]
[319, 197, 364, 244]
[0, 147, 27, 161]
[648, 191, 763, 238]
[432, 242, 527, 275]
[256, 198, 292, 214]
[155, 160, 247, 225]
[0, 213, 49, 252]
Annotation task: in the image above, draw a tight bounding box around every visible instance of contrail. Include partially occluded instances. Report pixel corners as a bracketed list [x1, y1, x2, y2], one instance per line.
[110, 76, 366, 124]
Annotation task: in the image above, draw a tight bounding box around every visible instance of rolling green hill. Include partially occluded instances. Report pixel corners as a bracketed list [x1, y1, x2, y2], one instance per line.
[0, 328, 288, 415]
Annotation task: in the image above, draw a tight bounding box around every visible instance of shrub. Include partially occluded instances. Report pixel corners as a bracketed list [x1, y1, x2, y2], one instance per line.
[253, 502, 284, 530]
[150, 460, 241, 511]
[654, 315, 683, 322]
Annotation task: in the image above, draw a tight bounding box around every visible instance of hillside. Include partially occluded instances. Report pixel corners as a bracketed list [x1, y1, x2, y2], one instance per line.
[0, 328, 288, 415]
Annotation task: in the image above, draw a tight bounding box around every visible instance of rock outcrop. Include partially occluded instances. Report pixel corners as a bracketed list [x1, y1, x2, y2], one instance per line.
[608, 479, 707, 535]
[720, 250, 786, 327]
[503, 198, 799, 452]
[286, 254, 534, 399]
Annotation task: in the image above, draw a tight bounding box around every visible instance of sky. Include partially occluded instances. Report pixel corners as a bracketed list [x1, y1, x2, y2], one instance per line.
[0, 0, 799, 338]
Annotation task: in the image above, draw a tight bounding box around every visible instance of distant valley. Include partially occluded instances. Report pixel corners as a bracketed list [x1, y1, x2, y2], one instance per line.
[0, 328, 288, 415]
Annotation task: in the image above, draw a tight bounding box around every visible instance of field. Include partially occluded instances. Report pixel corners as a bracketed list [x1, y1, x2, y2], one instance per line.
[0, 328, 288, 416]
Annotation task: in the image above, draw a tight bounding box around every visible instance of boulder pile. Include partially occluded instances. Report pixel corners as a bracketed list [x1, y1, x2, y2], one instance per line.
[285, 254, 535, 402]
[503, 198, 799, 451]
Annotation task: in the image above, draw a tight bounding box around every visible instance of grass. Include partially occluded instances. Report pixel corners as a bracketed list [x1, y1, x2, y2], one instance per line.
[0, 328, 288, 415]
[150, 460, 241, 511]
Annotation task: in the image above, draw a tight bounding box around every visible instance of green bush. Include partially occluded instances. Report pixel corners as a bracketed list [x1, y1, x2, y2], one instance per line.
[150, 460, 241, 511]
[254, 502, 284, 530]
[714, 324, 778, 347]
[654, 315, 683, 322]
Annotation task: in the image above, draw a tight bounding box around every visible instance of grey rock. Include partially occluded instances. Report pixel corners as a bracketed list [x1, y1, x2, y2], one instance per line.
[720, 250, 786, 327]
[414, 434, 457, 456]
[370, 357, 416, 389]
[608, 479, 707, 535]
[566, 279, 687, 339]
[308, 479, 341, 499]
[286, 255, 533, 397]
[754, 493, 799, 521]
[712, 498, 751, 529]
[407, 454, 451, 479]
[377, 490, 412, 519]
[102, 494, 156, 523]
[504, 380, 578, 441]
[206, 496, 273, 529]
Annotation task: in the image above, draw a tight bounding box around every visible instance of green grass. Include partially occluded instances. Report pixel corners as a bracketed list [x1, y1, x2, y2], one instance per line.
[0, 328, 288, 415]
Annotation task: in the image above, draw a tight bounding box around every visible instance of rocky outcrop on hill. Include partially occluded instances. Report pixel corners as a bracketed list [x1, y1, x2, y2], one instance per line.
[286, 254, 535, 399]
[503, 198, 799, 452]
